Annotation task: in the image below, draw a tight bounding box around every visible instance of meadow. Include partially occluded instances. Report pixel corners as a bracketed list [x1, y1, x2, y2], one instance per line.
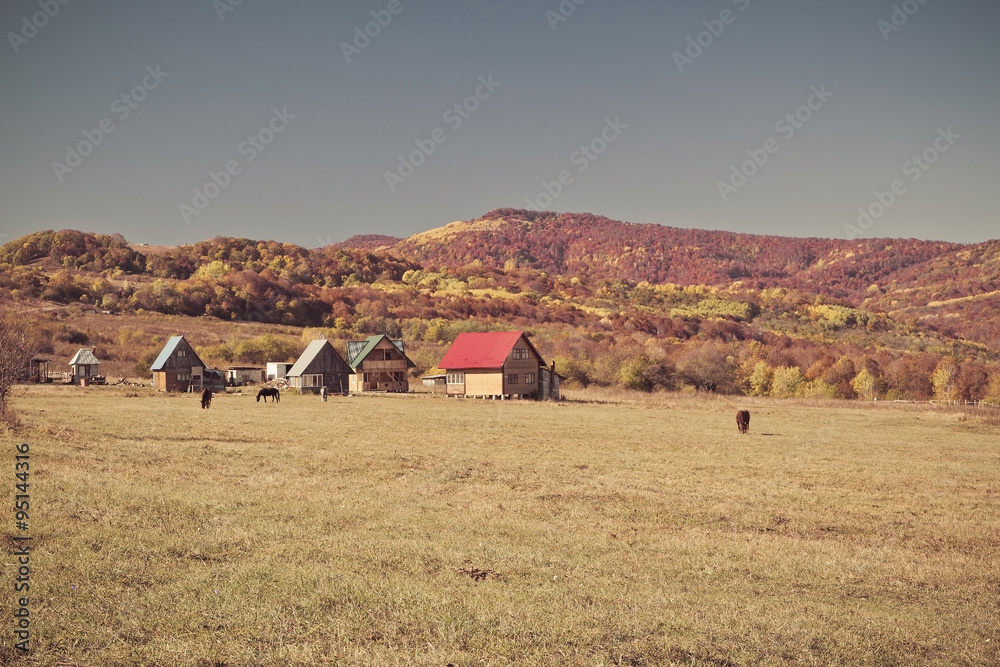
[1, 386, 998, 666]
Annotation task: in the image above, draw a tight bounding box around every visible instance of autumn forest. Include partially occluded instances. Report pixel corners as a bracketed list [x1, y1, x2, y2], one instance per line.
[3, 209, 999, 402]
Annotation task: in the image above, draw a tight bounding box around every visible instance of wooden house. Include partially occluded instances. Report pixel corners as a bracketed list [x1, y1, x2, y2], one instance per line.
[68, 348, 101, 385]
[438, 331, 558, 399]
[150, 335, 206, 392]
[347, 335, 414, 393]
[286, 339, 351, 394]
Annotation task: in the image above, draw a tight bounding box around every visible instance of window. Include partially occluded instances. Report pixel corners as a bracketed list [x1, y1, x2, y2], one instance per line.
[524, 372, 535, 385]
[177, 350, 186, 358]
[507, 373, 519, 385]
[511, 348, 529, 360]
[447, 372, 465, 385]
[177, 372, 190, 382]
[303, 374, 323, 387]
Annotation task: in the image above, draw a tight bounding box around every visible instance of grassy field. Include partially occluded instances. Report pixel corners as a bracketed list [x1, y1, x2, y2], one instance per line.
[1, 386, 998, 666]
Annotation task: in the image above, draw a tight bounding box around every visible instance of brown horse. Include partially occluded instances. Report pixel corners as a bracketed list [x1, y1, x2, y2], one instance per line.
[736, 410, 750, 434]
[201, 388, 213, 409]
[257, 388, 280, 403]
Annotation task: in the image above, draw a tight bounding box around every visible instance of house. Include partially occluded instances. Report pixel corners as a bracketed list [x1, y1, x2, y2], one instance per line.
[347, 335, 414, 393]
[266, 362, 293, 381]
[226, 366, 265, 386]
[150, 335, 206, 392]
[437, 331, 559, 399]
[286, 339, 351, 394]
[68, 347, 101, 385]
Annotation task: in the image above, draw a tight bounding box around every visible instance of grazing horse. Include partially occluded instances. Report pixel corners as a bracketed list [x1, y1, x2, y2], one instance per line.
[200, 388, 213, 409]
[736, 410, 750, 434]
[257, 387, 280, 403]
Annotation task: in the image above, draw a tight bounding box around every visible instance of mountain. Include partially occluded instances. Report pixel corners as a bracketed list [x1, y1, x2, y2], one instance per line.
[367, 209, 968, 303]
[2, 212, 998, 400]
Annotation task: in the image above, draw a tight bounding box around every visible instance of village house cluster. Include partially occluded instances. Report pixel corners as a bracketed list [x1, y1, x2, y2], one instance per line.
[141, 330, 561, 400]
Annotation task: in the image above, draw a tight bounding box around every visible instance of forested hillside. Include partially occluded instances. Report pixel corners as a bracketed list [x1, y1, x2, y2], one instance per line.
[2, 211, 998, 401]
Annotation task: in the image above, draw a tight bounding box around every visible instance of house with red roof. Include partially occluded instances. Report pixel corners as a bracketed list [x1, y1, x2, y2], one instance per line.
[437, 331, 560, 399]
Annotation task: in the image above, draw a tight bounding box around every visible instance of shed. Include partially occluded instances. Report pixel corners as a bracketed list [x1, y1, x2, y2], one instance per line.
[421, 374, 447, 393]
[24, 356, 50, 384]
[69, 348, 101, 385]
[347, 335, 414, 393]
[266, 362, 293, 381]
[437, 331, 550, 399]
[226, 366, 265, 386]
[150, 335, 206, 392]
[286, 339, 351, 394]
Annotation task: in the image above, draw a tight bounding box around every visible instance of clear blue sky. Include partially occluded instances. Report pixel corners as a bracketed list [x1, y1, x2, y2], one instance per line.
[1, 0, 997, 247]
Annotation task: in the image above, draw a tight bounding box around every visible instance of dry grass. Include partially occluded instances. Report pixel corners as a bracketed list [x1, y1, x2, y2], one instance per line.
[1, 386, 998, 665]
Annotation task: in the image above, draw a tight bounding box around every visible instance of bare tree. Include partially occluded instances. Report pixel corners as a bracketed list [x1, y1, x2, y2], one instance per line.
[0, 305, 36, 424]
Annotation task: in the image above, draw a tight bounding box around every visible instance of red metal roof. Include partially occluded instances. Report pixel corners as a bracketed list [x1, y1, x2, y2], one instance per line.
[438, 331, 530, 370]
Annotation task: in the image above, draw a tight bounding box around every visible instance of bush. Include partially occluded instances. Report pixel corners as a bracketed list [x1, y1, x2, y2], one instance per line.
[234, 334, 301, 365]
[770, 367, 804, 397]
[798, 378, 841, 399]
[617, 353, 675, 392]
[134, 348, 161, 376]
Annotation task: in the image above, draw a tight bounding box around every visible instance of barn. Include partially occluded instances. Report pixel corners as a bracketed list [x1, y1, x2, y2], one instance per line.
[286, 339, 351, 394]
[437, 331, 559, 399]
[68, 347, 101, 385]
[150, 335, 206, 392]
[347, 335, 414, 393]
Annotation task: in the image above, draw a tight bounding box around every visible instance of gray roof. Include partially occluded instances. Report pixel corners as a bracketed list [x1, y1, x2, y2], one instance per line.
[347, 335, 409, 369]
[150, 335, 204, 371]
[287, 339, 329, 377]
[69, 348, 100, 366]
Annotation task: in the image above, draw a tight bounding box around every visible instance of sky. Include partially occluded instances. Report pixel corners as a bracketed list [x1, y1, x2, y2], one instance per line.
[1, 0, 998, 248]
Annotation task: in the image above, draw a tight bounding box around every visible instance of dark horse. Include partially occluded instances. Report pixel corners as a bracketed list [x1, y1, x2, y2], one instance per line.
[257, 387, 280, 403]
[200, 388, 213, 409]
[736, 410, 750, 434]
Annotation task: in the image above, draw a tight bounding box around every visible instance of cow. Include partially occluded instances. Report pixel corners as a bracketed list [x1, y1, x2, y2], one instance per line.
[257, 387, 280, 403]
[200, 388, 213, 409]
[736, 410, 750, 434]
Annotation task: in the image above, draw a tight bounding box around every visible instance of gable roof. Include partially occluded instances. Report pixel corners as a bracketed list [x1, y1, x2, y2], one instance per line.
[150, 335, 205, 371]
[287, 339, 332, 377]
[347, 335, 414, 369]
[69, 348, 100, 366]
[438, 331, 543, 370]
